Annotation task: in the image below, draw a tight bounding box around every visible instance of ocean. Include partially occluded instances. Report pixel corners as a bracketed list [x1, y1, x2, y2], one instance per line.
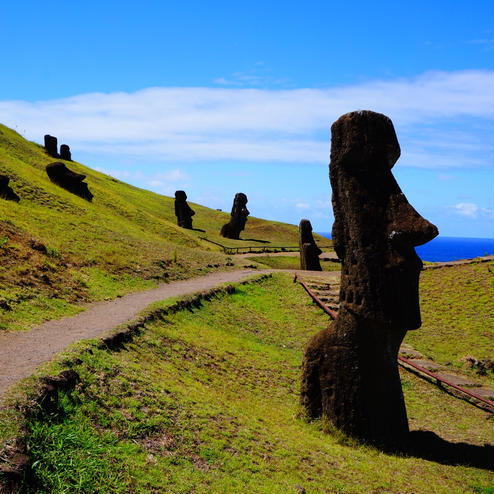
[317, 233, 494, 263]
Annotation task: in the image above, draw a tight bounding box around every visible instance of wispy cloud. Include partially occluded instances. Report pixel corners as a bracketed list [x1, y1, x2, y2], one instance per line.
[454, 202, 494, 219]
[94, 167, 190, 195]
[0, 70, 492, 167]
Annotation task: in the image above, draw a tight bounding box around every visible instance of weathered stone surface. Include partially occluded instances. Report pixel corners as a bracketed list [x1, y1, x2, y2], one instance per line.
[301, 110, 438, 447]
[44, 134, 58, 158]
[220, 193, 250, 239]
[0, 175, 20, 202]
[299, 219, 322, 271]
[46, 162, 93, 201]
[174, 190, 195, 229]
[60, 144, 71, 161]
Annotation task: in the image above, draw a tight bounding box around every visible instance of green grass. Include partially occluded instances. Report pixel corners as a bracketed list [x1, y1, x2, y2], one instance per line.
[247, 254, 340, 271]
[405, 261, 494, 381]
[0, 123, 315, 331]
[15, 274, 493, 493]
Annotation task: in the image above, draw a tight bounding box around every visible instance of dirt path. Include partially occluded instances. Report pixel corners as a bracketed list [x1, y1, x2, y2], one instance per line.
[0, 269, 271, 402]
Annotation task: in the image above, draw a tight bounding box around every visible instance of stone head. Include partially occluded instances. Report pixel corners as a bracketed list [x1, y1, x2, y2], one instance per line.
[232, 193, 250, 218]
[330, 111, 438, 330]
[175, 190, 187, 202]
[299, 219, 314, 243]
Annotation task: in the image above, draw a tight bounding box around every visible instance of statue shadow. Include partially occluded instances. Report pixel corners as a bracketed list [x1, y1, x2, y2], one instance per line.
[399, 431, 493, 471]
[240, 238, 271, 244]
[191, 228, 206, 233]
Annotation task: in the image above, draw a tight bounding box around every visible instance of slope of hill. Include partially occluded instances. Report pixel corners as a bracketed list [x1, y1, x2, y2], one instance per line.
[2, 274, 491, 493]
[0, 124, 318, 331]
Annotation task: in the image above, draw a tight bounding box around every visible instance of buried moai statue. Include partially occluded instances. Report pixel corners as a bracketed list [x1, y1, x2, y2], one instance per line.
[300, 111, 438, 447]
[0, 175, 20, 202]
[46, 162, 93, 201]
[174, 190, 195, 229]
[44, 135, 59, 158]
[60, 144, 71, 161]
[220, 193, 250, 239]
[299, 219, 322, 271]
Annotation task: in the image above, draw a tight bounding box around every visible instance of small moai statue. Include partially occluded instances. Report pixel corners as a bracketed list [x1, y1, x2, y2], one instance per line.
[46, 162, 93, 202]
[0, 175, 20, 202]
[299, 219, 322, 271]
[60, 144, 72, 161]
[220, 193, 250, 239]
[301, 111, 438, 448]
[44, 135, 58, 158]
[174, 190, 195, 229]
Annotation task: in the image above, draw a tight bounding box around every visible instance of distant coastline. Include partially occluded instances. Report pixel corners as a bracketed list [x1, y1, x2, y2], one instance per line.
[317, 233, 494, 263]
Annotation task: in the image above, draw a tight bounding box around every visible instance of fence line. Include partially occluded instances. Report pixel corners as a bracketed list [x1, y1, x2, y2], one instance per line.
[199, 237, 332, 254]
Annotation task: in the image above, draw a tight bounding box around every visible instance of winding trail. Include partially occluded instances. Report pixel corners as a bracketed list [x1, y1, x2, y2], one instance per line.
[0, 269, 270, 402]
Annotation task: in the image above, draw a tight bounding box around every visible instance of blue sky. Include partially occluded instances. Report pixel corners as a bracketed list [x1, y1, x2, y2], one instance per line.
[1, 0, 493, 237]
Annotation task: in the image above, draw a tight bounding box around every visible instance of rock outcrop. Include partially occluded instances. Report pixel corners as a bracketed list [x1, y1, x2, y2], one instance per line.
[301, 111, 438, 447]
[299, 219, 322, 271]
[0, 175, 20, 202]
[174, 190, 195, 229]
[46, 162, 93, 201]
[220, 193, 250, 240]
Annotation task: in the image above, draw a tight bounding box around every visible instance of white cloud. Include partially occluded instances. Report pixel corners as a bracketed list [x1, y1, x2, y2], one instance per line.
[0, 70, 492, 166]
[454, 203, 494, 219]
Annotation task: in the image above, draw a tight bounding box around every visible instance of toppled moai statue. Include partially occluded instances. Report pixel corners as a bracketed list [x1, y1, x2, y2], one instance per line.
[220, 193, 250, 239]
[44, 135, 59, 158]
[60, 144, 71, 161]
[46, 162, 93, 201]
[301, 111, 438, 447]
[299, 219, 322, 271]
[174, 190, 195, 229]
[0, 175, 20, 202]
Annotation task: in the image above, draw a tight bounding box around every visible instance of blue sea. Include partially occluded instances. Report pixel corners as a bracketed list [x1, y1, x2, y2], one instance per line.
[317, 233, 494, 263]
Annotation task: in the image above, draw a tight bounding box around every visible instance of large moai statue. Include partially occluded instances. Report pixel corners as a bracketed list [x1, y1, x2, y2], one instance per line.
[220, 193, 250, 239]
[299, 219, 322, 271]
[0, 175, 20, 202]
[60, 144, 72, 161]
[46, 162, 93, 201]
[44, 135, 59, 158]
[174, 190, 195, 229]
[301, 111, 438, 447]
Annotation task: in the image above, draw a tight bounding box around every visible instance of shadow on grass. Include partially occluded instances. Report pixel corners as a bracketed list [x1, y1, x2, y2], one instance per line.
[404, 431, 493, 471]
[240, 238, 271, 244]
[191, 228, 206, 233]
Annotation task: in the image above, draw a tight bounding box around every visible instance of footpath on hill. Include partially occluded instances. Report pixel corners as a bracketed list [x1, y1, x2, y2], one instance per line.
[0, 269, 273, 402]
[2, 257, 490, 404]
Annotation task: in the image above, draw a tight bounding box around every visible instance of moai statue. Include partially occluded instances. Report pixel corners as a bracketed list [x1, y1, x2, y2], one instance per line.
[60, 144, 72, 161]
[299, 219, 322, 271]
[0, 175, 20, 202]
[46, 162, 93, 202]
[301, 111, 438, 447]
[220, 193, 250, 239]
[174, 190, 195, 229]
[44, 135, 58, 158]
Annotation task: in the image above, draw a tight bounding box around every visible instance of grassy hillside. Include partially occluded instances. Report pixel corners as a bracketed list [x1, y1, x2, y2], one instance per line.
[0, 124, 322, 331]
[405, 260, 494, 382]
[5, 274, 491, 493]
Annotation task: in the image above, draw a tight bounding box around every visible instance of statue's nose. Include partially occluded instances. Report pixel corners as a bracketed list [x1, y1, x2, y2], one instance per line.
[388, 195, 438, 247]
